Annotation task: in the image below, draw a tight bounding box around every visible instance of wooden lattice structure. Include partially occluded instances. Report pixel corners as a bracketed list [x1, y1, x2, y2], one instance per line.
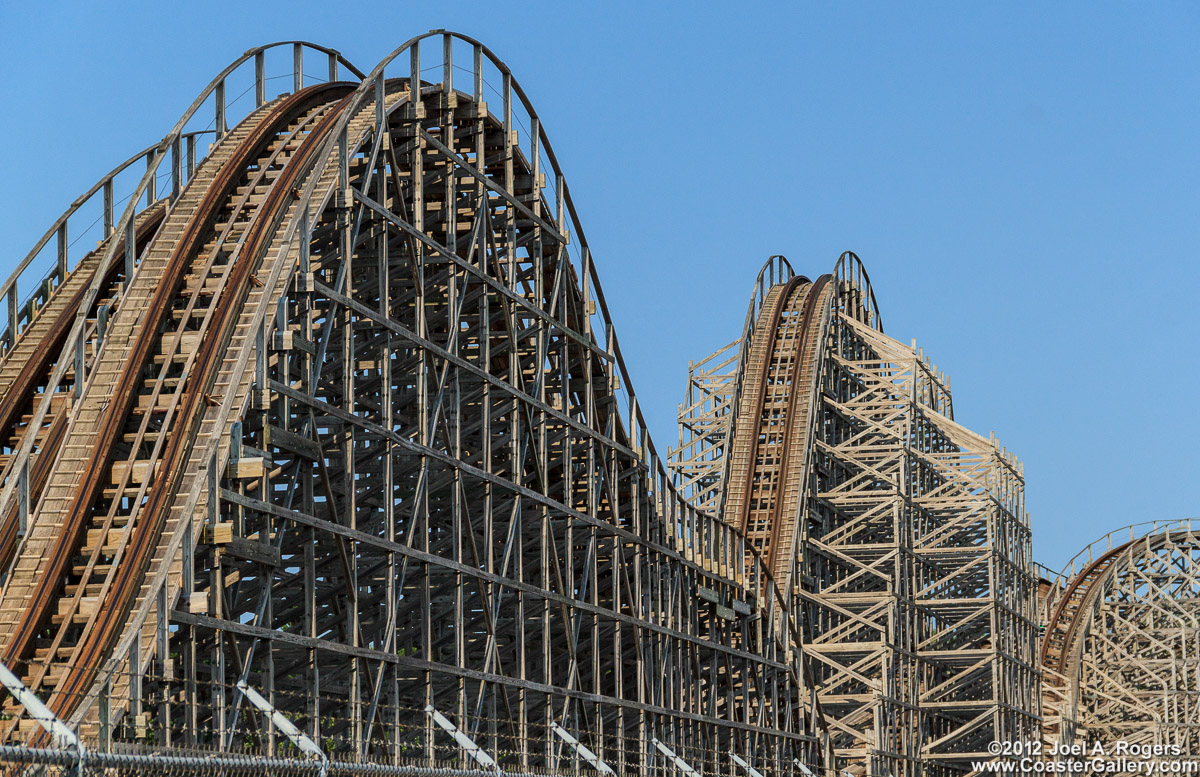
[1041, 520, 1200, 761]
[670, 255, 1041, 776]
[0, 34, 830, 776]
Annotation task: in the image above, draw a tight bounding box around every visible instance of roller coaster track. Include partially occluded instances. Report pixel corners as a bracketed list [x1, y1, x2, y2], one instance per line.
[1039, 542, 1127, 677]
[671, 255, 1040, 776]
[723, 274, 832, 592]
[0, 203, 165, 578]
[2, 30, 1179, 777]
[1, 81, 368, 739]
[1039, 521, 1200, 756]
[0, 33, 835, 776]
[2, 27, 1118, 777]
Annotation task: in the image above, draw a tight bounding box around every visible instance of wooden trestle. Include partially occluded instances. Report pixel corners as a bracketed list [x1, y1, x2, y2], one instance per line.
[671, 255, 1041, 776]
[1039, 521, 1200, 759]
[26, 29, 1184, 777]
[0, 34, 830, 777]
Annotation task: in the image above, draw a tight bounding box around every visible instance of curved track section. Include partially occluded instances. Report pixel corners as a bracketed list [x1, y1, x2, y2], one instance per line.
[723, 274, 832, 593]
[1040, 520, 1200, 756]
[0, 203, 166, 578]
[0, 81, 358, 738]
[669, 255, 794, 518]
[0, 32, 830, 776]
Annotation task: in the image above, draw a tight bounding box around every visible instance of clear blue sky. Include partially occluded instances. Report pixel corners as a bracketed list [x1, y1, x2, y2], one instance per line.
[2, 1, 1197, 573]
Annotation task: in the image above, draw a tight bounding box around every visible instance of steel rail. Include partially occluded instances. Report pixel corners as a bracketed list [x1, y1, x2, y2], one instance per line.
[1045, 518, 1200, 594]
[712, 255, 796, 518]
[75, 95, 382, 737]
[0, 42, 362, 336]
[16, 92, 353, 708]
[45, 83, 357, 729]
[718, 271, 841, 763]
[718, 272, 833, 589]
[1039, 521, 1200, 756]
[727, 275, 808, 535]
[56, 82, 353, 724]
[1040, 545, 1125, 675]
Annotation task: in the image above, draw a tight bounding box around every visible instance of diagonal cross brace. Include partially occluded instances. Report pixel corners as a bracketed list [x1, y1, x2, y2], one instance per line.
[426, 705, 501, 772]
[552, 723, 615, 775]
[237, 679, 328, 777]
[651, 737, 699, 777]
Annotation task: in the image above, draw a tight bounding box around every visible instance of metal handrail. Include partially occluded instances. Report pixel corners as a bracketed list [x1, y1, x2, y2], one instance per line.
[0, 134, 228, 354]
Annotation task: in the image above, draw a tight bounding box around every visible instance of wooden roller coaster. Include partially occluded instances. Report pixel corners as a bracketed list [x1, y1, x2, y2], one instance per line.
[672, 256, 1040, 776]
[0, 84, 363, 740]
[0, 34, 828, 777]
[722, 274, 832, 594]
[8, 28, 1188, 777]
[1039, 521, 1200, 758]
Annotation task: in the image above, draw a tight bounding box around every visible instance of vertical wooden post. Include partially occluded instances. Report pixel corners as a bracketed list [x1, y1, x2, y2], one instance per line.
[171, 136, 182, 201]
[293, 43, 303, 93]
[103, 179, 114, 237]
[56, 223, 68, 284]
[255, 50, 266, 107]
[145, 152, 157, 204]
